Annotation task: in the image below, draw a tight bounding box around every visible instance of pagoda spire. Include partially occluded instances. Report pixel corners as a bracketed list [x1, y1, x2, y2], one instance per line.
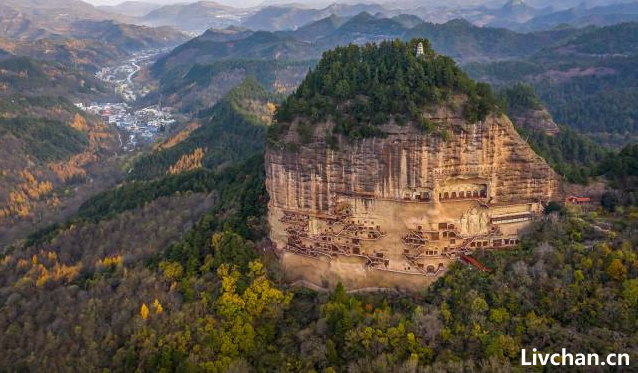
[416, 42, 424, 57]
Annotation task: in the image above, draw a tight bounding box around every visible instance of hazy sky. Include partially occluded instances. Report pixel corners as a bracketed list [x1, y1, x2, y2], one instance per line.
[84, 0, 270, 7]
[86, 0, 190, 5]
[82, 0, 621, 9]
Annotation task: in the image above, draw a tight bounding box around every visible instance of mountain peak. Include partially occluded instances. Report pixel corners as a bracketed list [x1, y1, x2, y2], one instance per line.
[504, 0, 526, 8]
[350, 11, 374, 21]
[274, 38, 498, 139]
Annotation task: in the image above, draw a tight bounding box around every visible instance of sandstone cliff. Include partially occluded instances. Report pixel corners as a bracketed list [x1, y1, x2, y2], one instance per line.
[265, 105, 560, 290]
[264, 40, 561, 290]
[267, 106, 560, 215]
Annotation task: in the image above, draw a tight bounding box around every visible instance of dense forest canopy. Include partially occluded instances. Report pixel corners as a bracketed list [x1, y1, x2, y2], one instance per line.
[463, 23, 638, 146]
[497, 83, 638, 207]
[498, 83, 542, 113]
[599, 144, 638, 209]
[498, 84, 610, 185]
[273, 39, 499, 140]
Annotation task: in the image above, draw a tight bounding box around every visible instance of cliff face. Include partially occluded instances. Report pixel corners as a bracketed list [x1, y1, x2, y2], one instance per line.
[265, 105, 561, 290]
[267, 108, 559, 212]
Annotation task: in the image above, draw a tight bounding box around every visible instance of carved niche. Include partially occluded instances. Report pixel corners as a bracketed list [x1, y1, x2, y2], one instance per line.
[459, 207, 490, 236]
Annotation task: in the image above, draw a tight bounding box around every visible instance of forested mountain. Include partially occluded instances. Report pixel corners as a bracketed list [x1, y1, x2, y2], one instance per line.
[0, 54, 112, 101]
[392, 14, 424, 28]
[465, 21, 638, 146]
[499, 84, 609, 184]
[0, 97, 636, 373]
[0, 37, 128, 72]
[309, 14, 583, 63]
[0, 57, 120, 244]
[0, 0, 638, 368]
[0, 0, 126, 40]
[196, 26, 254, 43]
[406, 0, 638, 31]
[0, 0, 128, 27]
[156, 30, 313, 70]
[313, 11, 409, 49]
[480, 0, 553, 29]
[149, 58, 311, 113]
[418, 0, 553, 29]
[404, 19, 581, 63]
[287, 14, 346, 42]
[129, 78, 280, 180]
[0, 3, 185, 245]
[3, 151, 638, 371]
[272, 39, 499, 140]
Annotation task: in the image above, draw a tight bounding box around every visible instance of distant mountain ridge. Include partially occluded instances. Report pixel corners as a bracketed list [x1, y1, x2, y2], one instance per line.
[136, 1, 390, 32]
[140, 1, 246, 32]
[97, 1, 162, 17]
[70, 20, 188, 52]
[518, 1, 638, 31]
[0, 0, 131, 39]
[240, 2, 388, 31]
[0, 0, 188, 52]
[154, 13, 586, 73]
[148, 12, 592, 121]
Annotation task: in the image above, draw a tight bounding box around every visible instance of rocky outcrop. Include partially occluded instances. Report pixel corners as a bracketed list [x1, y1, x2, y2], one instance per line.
[510, 108, 560, 136]
[266, 104, 561, 291]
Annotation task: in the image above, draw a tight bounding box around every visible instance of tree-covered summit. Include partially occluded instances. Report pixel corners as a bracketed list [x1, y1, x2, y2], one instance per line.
[273, 38, 499, 140]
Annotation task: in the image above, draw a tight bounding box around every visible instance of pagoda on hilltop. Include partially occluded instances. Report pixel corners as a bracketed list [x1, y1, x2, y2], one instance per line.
[416, 42, 424, 57]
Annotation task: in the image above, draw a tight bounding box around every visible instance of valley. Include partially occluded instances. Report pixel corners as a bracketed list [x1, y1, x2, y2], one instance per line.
[0, 40, 181, 246]
[95, 48, 166, 101]
[79, 48, 178, 148]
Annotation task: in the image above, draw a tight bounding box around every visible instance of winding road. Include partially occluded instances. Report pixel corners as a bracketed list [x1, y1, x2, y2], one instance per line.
[127, 61, 140, 86]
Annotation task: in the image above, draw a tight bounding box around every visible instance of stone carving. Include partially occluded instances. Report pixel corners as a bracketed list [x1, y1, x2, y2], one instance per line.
[460, 208, 489, 236]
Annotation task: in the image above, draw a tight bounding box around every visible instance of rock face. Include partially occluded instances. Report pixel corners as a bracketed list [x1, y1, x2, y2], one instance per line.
[510, 108, 560, 136]
[265, 105, 561, 291]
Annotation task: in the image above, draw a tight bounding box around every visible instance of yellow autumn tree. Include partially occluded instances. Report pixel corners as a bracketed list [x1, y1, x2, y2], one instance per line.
[153, 299, 163, 314]
[168, 148, 205, 175]
[209, 261, 292, 372]
[96, 255, 123, 269]
[50, 113, 114, 182]
[608, 259, 627, 281]
[159, 260, 183, 281]
[3, 169, 55, 219]
[266, 102, 276, 114]
[70, 113, 89, 132]
[140, 303, 150, 320]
